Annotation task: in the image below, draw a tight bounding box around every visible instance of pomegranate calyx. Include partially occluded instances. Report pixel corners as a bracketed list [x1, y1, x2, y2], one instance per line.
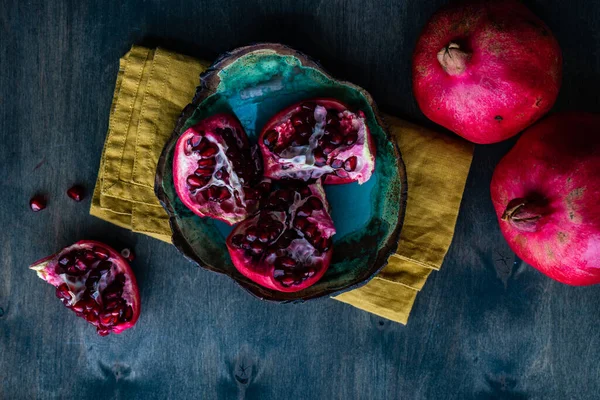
[502, 198, 545, 232]
[437, 42, 470, 76]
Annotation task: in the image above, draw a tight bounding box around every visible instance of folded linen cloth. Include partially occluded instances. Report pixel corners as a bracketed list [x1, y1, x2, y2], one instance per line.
[91, 45, 473, 324]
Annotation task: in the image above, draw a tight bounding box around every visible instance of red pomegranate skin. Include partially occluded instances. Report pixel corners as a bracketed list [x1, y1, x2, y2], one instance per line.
[491, 113, 600, 285]
[413, 0, 562, 144]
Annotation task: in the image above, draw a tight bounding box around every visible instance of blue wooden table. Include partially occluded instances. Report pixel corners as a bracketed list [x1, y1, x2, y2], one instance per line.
[1, 1, 599, 398]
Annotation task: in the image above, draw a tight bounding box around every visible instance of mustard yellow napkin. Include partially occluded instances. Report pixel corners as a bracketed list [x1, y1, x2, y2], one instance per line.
[91, 45, 473, 324]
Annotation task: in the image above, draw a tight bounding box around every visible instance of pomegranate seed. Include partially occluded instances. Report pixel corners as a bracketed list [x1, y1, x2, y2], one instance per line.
[100, 314, 116, 326]
[263, 130, 278, 148]
[281, 277, 295, 286]
[199, 142, 218, 157]
[72, 302, 85, 313]
[75, 259, 88, 271]
[246, 227, 258, 242]
[29, 195, 46, 212]
[277, 257, 297, 268]
[216, 187, 231, 201]
[304, 224, 317, 239]
[308, 197, 323, 210]
[329, 133, 343, 145]
[291, 114, 304, 126]
[331, 159, 343, 169]
[120, 248, 135, 262]
[314, 150, 327, 167]
[85, 311, 98, 323]
[322, 144, 335, 155]
[214, 168, 229, 180]
[198, 157, 216, 167]
[194, 167, 214, 177]
[296, 204, 312, 217]
[250, 241, 265, 254]
[187, 175, 205, 188]
[344, 156, 358, 172]
[97, 329, 110, 336]
[231, 234, 244, 247]
[122, 306, 134, 322]
[105, 299, 120, 310]
[93, 247, 110, 260]
[258, 230, 270, 242]
[83, 250, 96, 262]
[336, 169, 349, 179]
[66, 185, 85, 202]
[294, 217, 307, 230]
[55, 284, 71, 300]
[188, 135, 202, 148]
[345, 132, 358, 146]
[193, 138, 207, 151]
[306, 268, 316, 277]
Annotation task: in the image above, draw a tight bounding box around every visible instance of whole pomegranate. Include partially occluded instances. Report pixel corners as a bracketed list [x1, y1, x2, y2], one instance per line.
[173, 114, 271, 225]
[259, 98, 375, 184]
[412, 0, 562, 144]
[29, 240, 141, 335]
[226, 180, 336, 292]
[491, 113, 600, 285]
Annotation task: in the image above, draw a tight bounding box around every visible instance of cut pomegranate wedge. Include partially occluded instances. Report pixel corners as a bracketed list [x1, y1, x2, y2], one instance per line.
[259, 98, 376, 184]
[226, 180, 336, 292]
[29, 240, 140, 336]
[173, 114, 271, 225]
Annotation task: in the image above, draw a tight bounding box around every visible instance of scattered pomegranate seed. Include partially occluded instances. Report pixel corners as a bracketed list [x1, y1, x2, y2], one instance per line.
[66, 185, 85, 202]
[120, 248, 135, 262]
[29, 195, 47, 212]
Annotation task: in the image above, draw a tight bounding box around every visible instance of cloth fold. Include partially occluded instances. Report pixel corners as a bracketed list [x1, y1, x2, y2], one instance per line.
[91, 45, 473, 324]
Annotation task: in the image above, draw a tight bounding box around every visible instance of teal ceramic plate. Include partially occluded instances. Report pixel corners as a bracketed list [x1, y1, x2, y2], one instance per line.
[155, 43, 407, 302]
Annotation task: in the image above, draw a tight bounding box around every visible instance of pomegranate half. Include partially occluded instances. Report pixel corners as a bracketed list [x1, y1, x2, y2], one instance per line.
[412, 0, 562, 144]
[259, 98, 375, 184]
[226, 180, 336, 292]
[491, 112, 600, 285]
[29, 240, 141, 335]
[173, 114, 270, 225]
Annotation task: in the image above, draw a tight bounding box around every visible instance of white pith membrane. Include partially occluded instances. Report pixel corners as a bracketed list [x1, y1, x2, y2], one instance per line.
[228, 181, 336, 290]
[29, 242, 137, 335]
[265, 104, 374, 184]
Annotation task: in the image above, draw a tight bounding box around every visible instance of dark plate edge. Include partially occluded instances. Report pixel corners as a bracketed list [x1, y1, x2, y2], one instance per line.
[154, 42, 408, 303]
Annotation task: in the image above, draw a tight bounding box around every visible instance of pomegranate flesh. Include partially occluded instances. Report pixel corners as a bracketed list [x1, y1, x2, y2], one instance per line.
[29, 240, 141, 335]
[491, 113, 600, 285]
[226, 180, 336, 292]
[173, 114, 271, 225]
[412, 0, 562, 144]
[259, 98, 375, 184]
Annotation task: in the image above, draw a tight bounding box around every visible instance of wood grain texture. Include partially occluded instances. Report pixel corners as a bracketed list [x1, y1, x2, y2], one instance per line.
[1, 0, 599, 399]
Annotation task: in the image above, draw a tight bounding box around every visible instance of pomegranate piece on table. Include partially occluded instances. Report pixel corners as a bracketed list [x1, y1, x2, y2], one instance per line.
[227, 180, 336, 293]
[491, 112, 600, 286]
[66, 185, 85, 202]
[29, 195, 47, 212]
[173, 114, 270, 225]
[412, 0, 562, 144]
[259, 98, 375, 184]
[29, 240, 141, 336]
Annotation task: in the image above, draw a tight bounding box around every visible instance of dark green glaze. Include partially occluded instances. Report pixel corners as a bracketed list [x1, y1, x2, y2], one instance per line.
[155, 44, 407, 302]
